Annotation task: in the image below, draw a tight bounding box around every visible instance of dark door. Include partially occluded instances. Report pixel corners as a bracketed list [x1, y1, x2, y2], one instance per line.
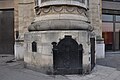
[90, 38, 95, 70]
[52, 36, 83, 74]
[0, 10, 14, 54]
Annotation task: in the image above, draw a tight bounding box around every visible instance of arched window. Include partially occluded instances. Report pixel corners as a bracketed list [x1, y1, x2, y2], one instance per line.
[32, 41, 37, 52]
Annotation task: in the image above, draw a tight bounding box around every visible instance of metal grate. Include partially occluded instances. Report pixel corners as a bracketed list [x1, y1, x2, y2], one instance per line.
[52, 35, 83, 74]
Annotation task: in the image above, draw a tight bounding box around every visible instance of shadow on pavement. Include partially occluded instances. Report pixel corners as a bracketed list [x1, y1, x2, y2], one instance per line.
[96, 52, 120, 71]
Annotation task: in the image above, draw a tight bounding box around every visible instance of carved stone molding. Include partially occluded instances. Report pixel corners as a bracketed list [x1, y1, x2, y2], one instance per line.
[36, 5, 88, 17]
[28, 20, 93, 31]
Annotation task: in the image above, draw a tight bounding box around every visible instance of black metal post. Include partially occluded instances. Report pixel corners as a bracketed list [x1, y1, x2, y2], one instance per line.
[113, 15, 116, 51]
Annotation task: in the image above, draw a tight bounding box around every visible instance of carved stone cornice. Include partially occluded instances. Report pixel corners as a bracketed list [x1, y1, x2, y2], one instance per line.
[40, 0, 87, 9]
[35, 5, 88, 17]
[28, 19, 93, 31]
[31, 3, 92, 31]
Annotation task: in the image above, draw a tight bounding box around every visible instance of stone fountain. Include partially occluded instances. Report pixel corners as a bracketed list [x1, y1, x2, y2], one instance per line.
[24, 0, 95, 74]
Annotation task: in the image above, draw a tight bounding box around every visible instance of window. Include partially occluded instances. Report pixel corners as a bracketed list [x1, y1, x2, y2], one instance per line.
[102, 22, 113, 32]
[102, 14, 113, 21]
[114, 0, 120, 2]
[116, 16, 120, 22]
[115, 23, 120, 32]
[102, 0, 120, 2]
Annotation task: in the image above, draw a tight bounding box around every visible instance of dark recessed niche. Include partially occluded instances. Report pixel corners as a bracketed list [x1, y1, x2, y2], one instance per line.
[16, 31, 19, 39]
[32, 41, 37, 52]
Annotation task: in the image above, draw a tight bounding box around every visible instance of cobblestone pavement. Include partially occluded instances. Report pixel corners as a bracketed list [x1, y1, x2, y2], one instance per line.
[1, 54, 120, 80]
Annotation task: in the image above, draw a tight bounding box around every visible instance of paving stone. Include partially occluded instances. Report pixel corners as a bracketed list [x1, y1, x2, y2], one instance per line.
[1, 54, 120, 80]
[89, 76, 104, 80]
[97, 52, 120, 71]
[66, 75, 90, 80]
[104, 71, 120, 80]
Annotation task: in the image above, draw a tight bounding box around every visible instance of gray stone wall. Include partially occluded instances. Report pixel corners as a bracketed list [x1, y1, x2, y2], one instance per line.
[23, 0, 98, 74]
[14, 0, 36, 59]
[18, 0, 35, 40]
[14, 0, 102, 40]
[0, 0, 14, 9]
[89, 0, 102, 37]
[24, 31, 91, 74]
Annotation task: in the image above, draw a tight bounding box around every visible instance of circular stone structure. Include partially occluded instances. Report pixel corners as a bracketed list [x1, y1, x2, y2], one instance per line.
[29, 0, 93, 31]
[24, 0, 95, 75]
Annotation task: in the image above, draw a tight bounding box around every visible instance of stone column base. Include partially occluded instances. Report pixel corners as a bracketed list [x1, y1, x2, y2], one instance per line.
[24, 30, 92, 74]
[96, 40, 105, 59]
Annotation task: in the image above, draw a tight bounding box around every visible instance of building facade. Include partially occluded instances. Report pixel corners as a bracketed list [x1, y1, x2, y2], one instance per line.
[102, 0, 120, 51]
[0, 0, 35, 57]
[0, 0, 102, 74]
[0, 0, 14, 54]
[15, 0, 102, 60]
[23, 0, 103, 74]
[14, 0, 35, 59]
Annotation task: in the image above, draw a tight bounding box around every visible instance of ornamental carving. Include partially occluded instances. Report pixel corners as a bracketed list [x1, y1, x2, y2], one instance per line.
[36, 5, 88, 17]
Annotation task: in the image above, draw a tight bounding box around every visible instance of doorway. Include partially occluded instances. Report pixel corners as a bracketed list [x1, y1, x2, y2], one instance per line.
[0, 9, 14, 54]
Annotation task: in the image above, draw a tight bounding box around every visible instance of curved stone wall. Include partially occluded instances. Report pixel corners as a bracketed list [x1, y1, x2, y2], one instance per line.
[36, 5, 87, 16]
[40, 0, 86, 8]
[29, 0, 92, 31]
[24, 0, 95, 74]
[28, 20, 93, 31]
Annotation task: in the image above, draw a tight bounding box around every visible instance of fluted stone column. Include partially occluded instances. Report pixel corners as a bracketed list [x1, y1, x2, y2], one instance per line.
[24, 0, 94, 74]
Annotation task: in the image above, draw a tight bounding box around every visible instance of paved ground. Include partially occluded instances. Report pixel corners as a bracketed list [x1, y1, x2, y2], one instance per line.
[1, 53, 120, 80]
[97, 51, 120, 71]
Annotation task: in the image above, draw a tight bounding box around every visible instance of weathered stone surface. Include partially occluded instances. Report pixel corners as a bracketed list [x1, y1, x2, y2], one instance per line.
[15, 42, 25, 60]
[29, 4, 92, 31]
[40, 0, 87, 8]
[23, 0, 100, 74]
[88, 0, 102, 37]
[0, 0, 14, 9]
[14, 0, 36, 60]
[28, 20, 92, 31]
[24, 31, 91, 74]
[14, 0, 35, 40]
